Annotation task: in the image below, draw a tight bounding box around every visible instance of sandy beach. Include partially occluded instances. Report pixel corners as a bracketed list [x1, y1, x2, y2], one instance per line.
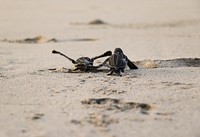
[0, 0, 200, 137]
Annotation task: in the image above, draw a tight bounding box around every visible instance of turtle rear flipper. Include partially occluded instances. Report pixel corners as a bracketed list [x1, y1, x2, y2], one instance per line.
[127, 59, 138, 69]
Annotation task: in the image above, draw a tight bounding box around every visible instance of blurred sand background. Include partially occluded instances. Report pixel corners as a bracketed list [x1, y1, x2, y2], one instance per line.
[0, 0, 200, 137]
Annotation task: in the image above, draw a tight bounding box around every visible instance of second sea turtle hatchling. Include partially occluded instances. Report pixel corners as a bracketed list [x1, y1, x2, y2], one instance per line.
[52, 50, 112, 72]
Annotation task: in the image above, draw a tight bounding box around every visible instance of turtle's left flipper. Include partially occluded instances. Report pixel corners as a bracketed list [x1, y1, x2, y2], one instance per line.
[52, 50, 76, 64]
[127, 59, 138, 69]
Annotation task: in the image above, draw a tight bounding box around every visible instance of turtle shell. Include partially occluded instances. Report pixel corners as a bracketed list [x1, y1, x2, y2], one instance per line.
[108, 52, 127, 70]
[75, 57, 93, 66]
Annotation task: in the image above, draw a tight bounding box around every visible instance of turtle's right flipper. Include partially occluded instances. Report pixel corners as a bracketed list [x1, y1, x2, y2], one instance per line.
[127, 59, 138, 69]
[52, 50, 76, 64]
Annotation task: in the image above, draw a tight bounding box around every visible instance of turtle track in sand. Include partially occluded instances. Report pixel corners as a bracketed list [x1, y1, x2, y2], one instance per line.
[134, 58, 200, 68]
[37, 58, 200, 74]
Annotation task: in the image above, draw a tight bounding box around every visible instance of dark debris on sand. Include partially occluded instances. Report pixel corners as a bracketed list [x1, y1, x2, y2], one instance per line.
[31, 113, 44, 120]
[89, 19, 107, 25]
[82, 98, 152, 112]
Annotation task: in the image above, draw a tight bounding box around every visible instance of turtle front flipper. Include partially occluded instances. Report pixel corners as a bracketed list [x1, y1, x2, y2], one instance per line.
[52, 50, 76, 64]
[91, 51, 112, 61]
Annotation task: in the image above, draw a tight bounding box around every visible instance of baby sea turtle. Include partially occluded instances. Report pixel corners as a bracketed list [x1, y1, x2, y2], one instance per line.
[101, 48, 138, 76]
[52, 50, 112, 72]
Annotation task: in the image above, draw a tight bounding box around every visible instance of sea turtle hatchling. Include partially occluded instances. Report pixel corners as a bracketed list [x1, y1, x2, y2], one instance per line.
[101, 48, 138, 76]
[52, 50, 112, 72]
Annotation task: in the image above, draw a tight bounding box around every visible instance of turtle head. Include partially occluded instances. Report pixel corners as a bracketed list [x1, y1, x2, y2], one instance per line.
[114, 48, 123, 54]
